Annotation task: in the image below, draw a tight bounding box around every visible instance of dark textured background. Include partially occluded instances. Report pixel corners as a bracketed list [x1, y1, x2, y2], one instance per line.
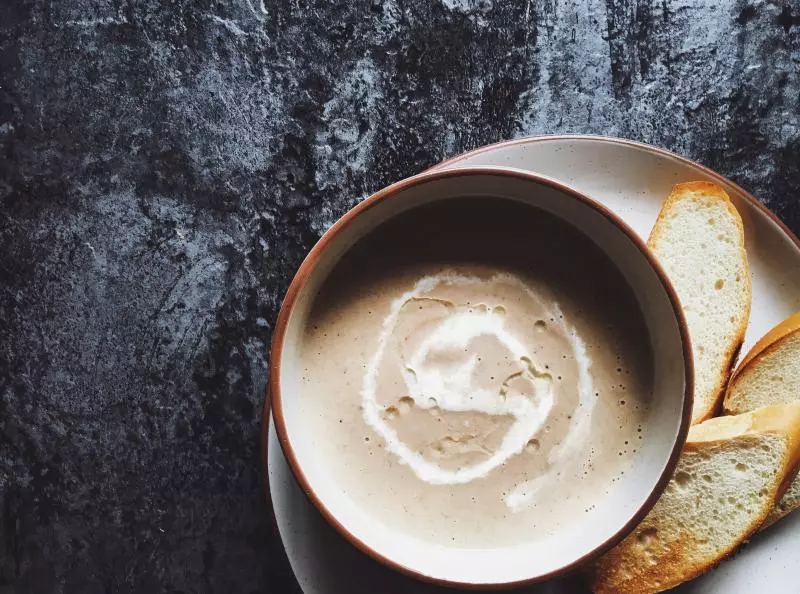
[1, 0, 798, 592]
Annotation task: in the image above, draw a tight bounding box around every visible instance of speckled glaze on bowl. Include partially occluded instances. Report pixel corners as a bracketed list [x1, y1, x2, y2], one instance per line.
[268, 166, 693, 589]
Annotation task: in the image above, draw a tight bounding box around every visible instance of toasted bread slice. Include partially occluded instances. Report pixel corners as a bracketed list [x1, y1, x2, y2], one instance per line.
[724, 311, 800, 415]
[723, 311, 800, 526]
[648, 181, 751, 424]
[766, 474, 800, 528]
[591, 404, 800, 594]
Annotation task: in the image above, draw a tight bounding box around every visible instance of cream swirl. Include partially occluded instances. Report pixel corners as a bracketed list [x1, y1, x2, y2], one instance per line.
[361, 272, 594, 510]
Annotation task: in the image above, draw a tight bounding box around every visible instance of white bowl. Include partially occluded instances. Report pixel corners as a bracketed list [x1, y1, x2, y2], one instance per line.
[270, 166, 693, 588]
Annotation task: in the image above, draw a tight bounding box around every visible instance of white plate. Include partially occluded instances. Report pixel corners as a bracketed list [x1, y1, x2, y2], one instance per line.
[264, 135, 800, 593]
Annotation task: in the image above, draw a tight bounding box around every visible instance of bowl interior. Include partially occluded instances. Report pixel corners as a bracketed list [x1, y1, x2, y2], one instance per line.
[274, 169, 690, 586]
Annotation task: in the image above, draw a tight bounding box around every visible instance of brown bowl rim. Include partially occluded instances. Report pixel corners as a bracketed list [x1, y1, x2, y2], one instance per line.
[266, 164, 695, 589]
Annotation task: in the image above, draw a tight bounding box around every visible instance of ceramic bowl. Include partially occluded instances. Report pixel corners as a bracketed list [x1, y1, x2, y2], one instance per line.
[270, 166, 693, 588]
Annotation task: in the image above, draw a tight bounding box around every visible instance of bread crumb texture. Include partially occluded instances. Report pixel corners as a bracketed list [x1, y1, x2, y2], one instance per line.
[592, 434, 784, 593]
[725, 332, 800, 415]
[648, 182, 750, 424]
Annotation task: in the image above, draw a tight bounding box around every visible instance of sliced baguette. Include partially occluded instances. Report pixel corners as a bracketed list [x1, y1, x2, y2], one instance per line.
[648, 181, 751, 424]
[723, 311, 800, 526]
[591, 404, 800, 594]
[724, 311, 800, 415]
[766, 473, 800, 528]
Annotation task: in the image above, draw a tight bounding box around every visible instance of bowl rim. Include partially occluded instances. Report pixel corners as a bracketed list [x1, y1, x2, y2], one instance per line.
[268, 165, 695, 589]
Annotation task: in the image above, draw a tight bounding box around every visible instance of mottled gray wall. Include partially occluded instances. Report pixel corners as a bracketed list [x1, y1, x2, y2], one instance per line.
[1, 0, 798, 592]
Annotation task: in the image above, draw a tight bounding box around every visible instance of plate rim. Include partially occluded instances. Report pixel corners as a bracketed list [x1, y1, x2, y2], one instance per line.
[261, 134, 800, 593]
[429, 134, 800, 253]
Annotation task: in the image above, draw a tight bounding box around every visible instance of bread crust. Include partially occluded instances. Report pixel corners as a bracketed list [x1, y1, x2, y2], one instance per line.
[724, 311, 800, 415]
[722, 311, 800, 525]
[763, 474, 800, 527]
[591, 404, 800, 594]
[647, 181, 751, 425]
[689, 404, 800, 457]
